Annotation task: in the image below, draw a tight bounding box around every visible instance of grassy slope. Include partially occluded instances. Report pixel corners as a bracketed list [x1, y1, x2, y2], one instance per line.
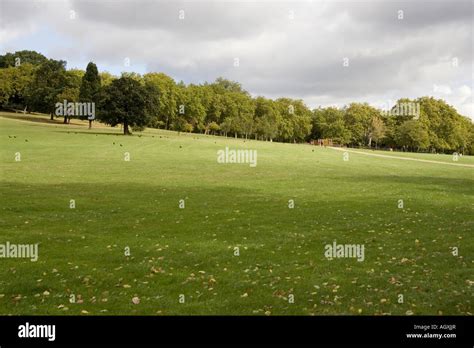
[0, 113, 472, 315]
[342, 147, 474, 165]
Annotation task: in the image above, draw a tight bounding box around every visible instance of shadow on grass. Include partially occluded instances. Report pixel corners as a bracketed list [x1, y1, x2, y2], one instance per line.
[52, 130, 125, 136]
[2, 178, 471, 230]
[1, 113, 64, 124]
[325, 173, 474, 195]
[52, 128, 176, 138]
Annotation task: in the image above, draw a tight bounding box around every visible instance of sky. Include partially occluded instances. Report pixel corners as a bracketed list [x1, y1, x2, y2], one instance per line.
[0, 0, 472, 118]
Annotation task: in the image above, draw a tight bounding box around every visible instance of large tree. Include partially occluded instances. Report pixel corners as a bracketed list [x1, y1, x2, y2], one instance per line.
[98, 76, 150, 135]
[231, 91, 255, 139]
[0, 50, 47, 68]
[0, 63, 35, 110]
[368, 116, 386, 148]
[276, 98, 312, 142]
[26, 59, 67, 120]
[175, 84, 206, 132]
[143, 72, 177, 130]
[99, 71, 116, 87]
[395, 120, 430, 151]
[254, 97, 281, 141]
[79, 62, 101, 128]
[201, 84, 224, 133]
[313, 107, 351, 145]
[344, 103, 381, 146]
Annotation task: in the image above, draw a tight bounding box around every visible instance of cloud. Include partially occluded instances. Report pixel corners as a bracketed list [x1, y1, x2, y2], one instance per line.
[0, 0, 472, 118]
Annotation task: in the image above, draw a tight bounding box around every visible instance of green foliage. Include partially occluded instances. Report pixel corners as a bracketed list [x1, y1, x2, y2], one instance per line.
[416, 97, 470, 153]
[79, 62, 101, 104]
[311, 98, 473, 153]
[175, 83, 206, 132]
[143, 72, 178, 130]
[254, 97, 281, 141]
[0, 50, 47, 68]
[312, 107, 351, 145]
[57, 69, 84, 107]
[344, 103, 381, 146]
[57, 87, 80, 104]
[368, 116, 386, 147]
[275, 98, 312, 142]
[208, 121, 220, 134]
[100, 71, 116, 87]
[26, 59, 67, 116]
[0, 63, 35, 109]
[1, 50, 472, 152]
[98, 76, 150, 135]
[395, 120, 430, 151]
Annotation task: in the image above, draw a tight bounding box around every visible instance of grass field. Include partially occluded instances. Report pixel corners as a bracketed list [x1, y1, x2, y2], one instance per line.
[0, 112, 472, 315]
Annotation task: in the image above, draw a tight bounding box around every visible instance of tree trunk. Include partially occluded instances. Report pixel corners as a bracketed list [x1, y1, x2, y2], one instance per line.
[88, 120, 92, 129]
[124, 120, 130, 135]
[50, 113, 54, 120]
[63, 117, 68, 124]
[368, 137, 372, 147]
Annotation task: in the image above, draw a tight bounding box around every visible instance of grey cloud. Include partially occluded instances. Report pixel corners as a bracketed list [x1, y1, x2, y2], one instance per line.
[0, 0, 472, 116]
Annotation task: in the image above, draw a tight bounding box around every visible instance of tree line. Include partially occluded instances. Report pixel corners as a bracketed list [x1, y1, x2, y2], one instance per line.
[1, 50, 473, 154]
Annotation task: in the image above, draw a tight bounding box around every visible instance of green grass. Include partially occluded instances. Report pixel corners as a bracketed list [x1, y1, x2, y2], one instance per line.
[0, 112, 472, 315]
[346, 147, 474, 165]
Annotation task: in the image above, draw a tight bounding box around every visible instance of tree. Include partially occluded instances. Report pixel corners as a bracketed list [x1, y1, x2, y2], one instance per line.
[0, 63, 35, 110]
[344, 103, 380, 146]
[26, 59, 67, 120]
[213, 77, 244, 93]
[368, 116, 386, 148]
[143, 73, 177, 130]
[80, 62, 101, 128]
[183, 84, 206, 132]
[276, 98, 312, 142]
[174, 83, 206, 132]
[56, 69, 84, 124]
[207, 78, 251, 137]
[0, 50, 47, 68]
[100, 71, 115, 87]
[453, 116, 473, 154]
[0, 69, 12, 107]
[231, 91, 255, 139]
[56, 88, 79, 124]
[98, 76, 150, 135]
[201, 84, 224, 133]
[208, 121, 220, 135]
[415, 96, 473, 153]
[255, 97, 281, 141]
[313, 107, 351, 145]
[4, 49, 472, 152]
[395, 120, 430, 151]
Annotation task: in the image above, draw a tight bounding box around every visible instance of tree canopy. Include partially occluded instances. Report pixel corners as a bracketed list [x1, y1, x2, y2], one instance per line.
[0, 50, 473, 153]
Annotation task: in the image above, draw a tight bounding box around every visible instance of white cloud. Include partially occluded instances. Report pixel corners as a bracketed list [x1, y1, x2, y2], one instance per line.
[0, 0, 472, 119]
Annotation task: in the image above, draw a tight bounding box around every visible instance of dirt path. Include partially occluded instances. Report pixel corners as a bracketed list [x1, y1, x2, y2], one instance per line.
[329, 147, 474, 168]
